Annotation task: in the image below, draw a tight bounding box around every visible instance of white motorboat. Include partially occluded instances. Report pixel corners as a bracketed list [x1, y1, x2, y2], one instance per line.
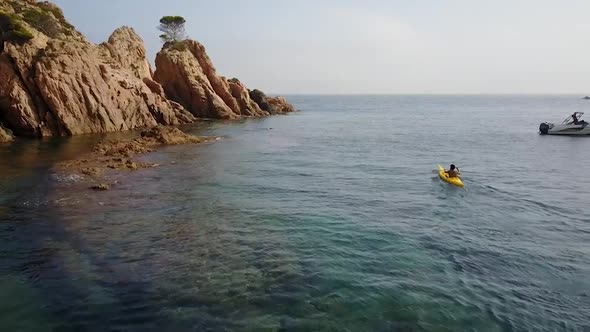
[539, 112, 590, 136]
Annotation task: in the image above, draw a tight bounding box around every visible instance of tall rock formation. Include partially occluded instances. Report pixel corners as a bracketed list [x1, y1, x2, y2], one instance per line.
[154, 41, 260, 119]
[154, 40, 294, 119]
[0, 0, 194, 138]
[101, 27, 152, 80]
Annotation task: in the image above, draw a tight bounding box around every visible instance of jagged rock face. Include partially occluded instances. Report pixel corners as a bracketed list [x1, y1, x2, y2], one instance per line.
[249, 89, 272, 112]
[248, 89, 295, 114]
[227, 79, 268, 117]
[0, 51, 49, 137]
[31, 39, 195, 135]
[267, 96, 296, 114]
[154, 42, 237, 119]
[154, 40, 289, 119]
[0, 0, 194, 138]
[102, 26, 152, 80]
[0, 27, 59, 137]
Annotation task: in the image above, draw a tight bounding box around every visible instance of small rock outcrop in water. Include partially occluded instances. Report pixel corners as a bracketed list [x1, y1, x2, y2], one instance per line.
[56, 126, 214, 177]
[91, 183, 110, 191]
[583, 96, 590, 100]
[154, 40, 294, 119]
[0, 125, 13, 142]
[249, 89, 295, 114]
[0, 0, 294, 140]
[91, 125, 208, 158]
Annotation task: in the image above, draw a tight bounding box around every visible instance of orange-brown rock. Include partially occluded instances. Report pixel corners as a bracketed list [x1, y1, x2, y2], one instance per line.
[0, 52, 48, 137]
[138, 125, 210, 145]
[101, 26, 152, 80]
[154, 40, 292, 119]
[268, 96, 296, 114]
[0, 0, 194, 138]
[248, 89, 295, 114]
[227, 78, 268, 117]
[56, 126, 215, 178]
[154, 41, 237, 119]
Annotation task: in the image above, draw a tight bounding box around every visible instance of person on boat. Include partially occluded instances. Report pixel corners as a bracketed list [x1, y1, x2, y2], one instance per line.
[572, 112, 579, 125]
[445, 164, 461, 178]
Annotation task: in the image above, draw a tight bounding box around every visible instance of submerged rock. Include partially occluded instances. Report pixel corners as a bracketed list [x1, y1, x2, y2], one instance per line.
[81, 167, 100, 176]
[55, 126, 214, 178]
[93, 140, 154, 158]
[139, 125, 208, 145]
[91, 183, 110, 191]
[0, 126, 13, 142]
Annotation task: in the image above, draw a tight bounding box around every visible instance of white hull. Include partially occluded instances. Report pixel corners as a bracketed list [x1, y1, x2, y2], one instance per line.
[540, 123, 590, 135]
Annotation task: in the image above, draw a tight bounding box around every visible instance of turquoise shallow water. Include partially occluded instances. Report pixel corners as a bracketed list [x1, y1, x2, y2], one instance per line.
[1, 95, 589, 331]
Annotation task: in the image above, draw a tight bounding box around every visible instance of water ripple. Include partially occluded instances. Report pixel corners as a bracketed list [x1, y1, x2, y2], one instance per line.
[1, 96, 590, 331]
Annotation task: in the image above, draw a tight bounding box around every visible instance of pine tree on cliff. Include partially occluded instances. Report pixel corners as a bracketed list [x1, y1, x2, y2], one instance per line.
[158, 16, 186, 43]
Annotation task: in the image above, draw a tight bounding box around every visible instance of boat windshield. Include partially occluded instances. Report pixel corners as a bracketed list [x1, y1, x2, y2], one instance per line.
[562, 112, 585, 124]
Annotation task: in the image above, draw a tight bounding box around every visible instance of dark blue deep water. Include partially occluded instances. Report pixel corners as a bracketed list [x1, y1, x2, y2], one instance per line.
[1, 96, 589, 331]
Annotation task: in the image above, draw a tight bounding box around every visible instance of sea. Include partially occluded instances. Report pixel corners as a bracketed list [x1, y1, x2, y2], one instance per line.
[1, 95, 589, 331]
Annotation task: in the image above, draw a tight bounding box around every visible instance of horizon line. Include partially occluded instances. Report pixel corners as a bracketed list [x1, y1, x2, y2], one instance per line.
[267, 92, 590, 96]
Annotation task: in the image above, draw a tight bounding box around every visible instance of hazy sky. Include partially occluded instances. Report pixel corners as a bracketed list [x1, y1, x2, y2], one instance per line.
[52, 0, 590, 94]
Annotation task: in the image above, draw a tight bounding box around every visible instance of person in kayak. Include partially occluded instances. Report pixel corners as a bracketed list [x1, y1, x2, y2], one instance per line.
[445, 164, 461, 178]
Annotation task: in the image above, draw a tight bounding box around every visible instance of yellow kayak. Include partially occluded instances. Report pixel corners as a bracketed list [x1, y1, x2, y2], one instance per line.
[437, 164, 464, 188]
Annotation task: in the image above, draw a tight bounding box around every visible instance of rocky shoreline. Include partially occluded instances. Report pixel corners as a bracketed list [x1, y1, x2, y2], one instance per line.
[54, 126, 217, 190]
[0, 0, 295, 143]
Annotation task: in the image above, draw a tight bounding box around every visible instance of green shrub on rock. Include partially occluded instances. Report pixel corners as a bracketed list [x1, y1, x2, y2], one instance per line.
[23, 8, 60, 37]
[169, 40, 187, 52]
[10, 22, 33, 40]
[0, 11, 34, 44]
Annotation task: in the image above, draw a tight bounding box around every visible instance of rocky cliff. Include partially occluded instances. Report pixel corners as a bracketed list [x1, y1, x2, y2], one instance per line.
[0, 0, 294, 140]
[0, 0, 199, 138]
[154, 40, 294, 119]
